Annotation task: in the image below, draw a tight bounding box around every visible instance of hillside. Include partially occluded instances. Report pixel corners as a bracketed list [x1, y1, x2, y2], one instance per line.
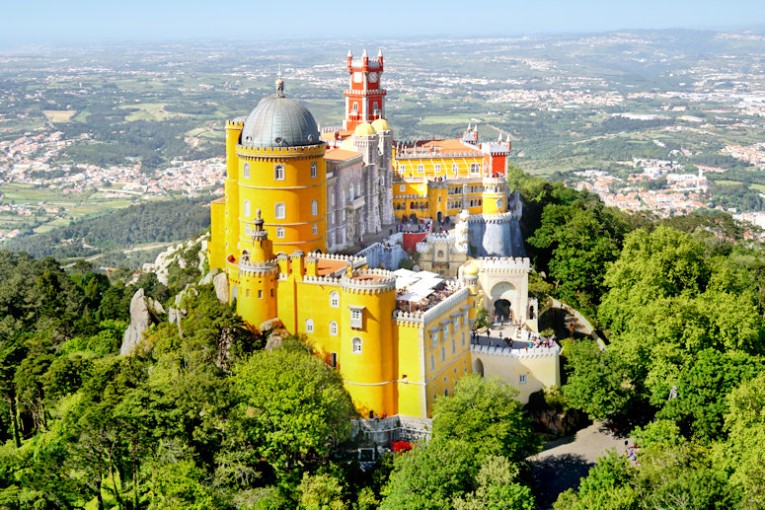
[2, 197, 212, 267]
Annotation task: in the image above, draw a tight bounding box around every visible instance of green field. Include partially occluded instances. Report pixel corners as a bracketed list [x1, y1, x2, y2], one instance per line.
[120, 102, 191, 122]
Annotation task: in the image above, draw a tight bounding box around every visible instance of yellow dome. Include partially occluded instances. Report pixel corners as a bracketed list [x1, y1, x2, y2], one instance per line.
[371, 118, 390, 132]
[464, 260, 480, 277]
[354, 122, 376, 137]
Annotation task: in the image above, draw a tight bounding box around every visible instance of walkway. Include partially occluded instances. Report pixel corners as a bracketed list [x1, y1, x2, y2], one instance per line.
[529, 422, 632, 509]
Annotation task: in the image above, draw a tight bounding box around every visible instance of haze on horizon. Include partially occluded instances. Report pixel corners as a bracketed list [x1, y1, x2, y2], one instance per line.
[3, 0, 765, 46]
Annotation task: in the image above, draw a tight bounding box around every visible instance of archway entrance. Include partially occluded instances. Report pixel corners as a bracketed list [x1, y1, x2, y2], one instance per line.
[494, 299, 511, 322]
[472, 357, 484, 377]
[437, 211, 443, 223]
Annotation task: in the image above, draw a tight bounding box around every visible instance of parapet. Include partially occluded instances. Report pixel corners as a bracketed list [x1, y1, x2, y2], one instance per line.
[341, 268, 396, 294]
[470, 342, 560, 359]
[478, 256, 531, 274]
[238, 259, 278, 276]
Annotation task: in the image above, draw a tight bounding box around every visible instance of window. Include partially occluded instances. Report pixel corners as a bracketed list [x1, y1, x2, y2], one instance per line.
[276, 227, 285, 238]
[441, 346, 446, 362]
[310, 162, 317, 178]
[452, 163, 459, 174]
[258, 290, 263, 299]
[312, 224, 318, 235]
[350, 307, 364, 329]
[275, 164, 285, 180]
[470, 163, 480, 174]
[431, 333, 438, 349]
[352, 337, 362, 353]
[398, 166, 405, 174]
[312, 200, 318, 216]
[399, 184, 405, 192]
[451, 339, 456, 354]
[461, 332, 465, 346]
[330, 291, 340, 308]
[243, 163, 250, 179]
[275, 203, 285, 219]
[329, 321, 338, 336]
[519, 374, 527, 384]
[434, 164, 441, 173]
[330, 352, 337, 368]
[496, 198, 503, 209]
[430, 354, 435, 371]
[305, 319, 314, 333]
[444, 388, 449, 397]
[417, 164, 424, 174]
[244, 200, 251, 218]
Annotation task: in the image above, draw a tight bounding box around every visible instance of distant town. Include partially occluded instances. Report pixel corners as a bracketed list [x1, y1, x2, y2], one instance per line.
[3, 30, 765, 244]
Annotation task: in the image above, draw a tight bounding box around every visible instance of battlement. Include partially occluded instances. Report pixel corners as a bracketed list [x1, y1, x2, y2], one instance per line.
[237, 143, 326, 160]
[238, 259, 278, 275]
[393, 310, 425, 325]
[470, 342, 560, 359]
[467, 211, 516, 224]
[478, 256, 531, 273]
[303, 274, 342, 286]
[341, 268, 396, 294]
[310, 251, 366, 267]
[226, 119, 245, 129]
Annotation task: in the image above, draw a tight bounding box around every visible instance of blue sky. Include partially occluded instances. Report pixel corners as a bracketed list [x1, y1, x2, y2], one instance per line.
[4, 0, 765, 43]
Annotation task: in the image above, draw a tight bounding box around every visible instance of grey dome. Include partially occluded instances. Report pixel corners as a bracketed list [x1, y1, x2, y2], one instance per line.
[241, 81, 320, 148]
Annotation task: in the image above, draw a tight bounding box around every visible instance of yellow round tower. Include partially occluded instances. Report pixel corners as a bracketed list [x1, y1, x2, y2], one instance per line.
[481, 176, 509, 215]
[236, 210, 279, 330]
[339, 269, 397, 418]
[235, 79, 327, 256]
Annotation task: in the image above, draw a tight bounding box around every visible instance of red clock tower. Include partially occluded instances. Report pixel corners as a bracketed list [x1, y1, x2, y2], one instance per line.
[343, 48, 387, 131]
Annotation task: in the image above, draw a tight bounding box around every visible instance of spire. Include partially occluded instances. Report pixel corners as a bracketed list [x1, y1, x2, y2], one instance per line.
[347, 49, 352, 58]
[362, 48, 368, 58]
[377, 48, 383, 58]
[275, 78, 285, 98]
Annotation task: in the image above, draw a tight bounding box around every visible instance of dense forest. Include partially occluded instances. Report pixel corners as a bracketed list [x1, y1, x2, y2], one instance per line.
[1, 168, 764, 508]
[4, 198, 212, 265]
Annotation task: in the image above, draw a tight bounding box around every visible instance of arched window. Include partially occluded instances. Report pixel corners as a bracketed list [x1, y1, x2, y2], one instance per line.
[275, 164, 285, 180]
[312, 224, 318, 235]
[312, 200, 318, 216]
[243, 200, 251, 218]
[329, 321, 338, 336]
[352, 337, 362, 353]
[275, 203, 285, 219]
[329, 291, 340, 308]
[441, 346, 446, 362]
[310, 162, 318, 178]
[305, 319, 314, 333]
[452, 163, 459, 174]
[451, 339, 456, 354]
[243, 163, 250, 179]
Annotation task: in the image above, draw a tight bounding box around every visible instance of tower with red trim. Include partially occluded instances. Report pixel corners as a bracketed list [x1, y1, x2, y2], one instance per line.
[343, 49, 387, 131]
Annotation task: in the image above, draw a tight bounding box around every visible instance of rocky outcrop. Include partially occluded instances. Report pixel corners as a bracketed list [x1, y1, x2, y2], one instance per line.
[142, 234, 208, 286]
[121, 289, 153, 355]
[213, 272, 229, 303]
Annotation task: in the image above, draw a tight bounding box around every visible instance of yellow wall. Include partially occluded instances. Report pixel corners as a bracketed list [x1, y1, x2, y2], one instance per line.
[339, 285, 396, 418]
[236, 144, 326, 255]
[472, 351, 560, 404]
[209, 200, 226, 270]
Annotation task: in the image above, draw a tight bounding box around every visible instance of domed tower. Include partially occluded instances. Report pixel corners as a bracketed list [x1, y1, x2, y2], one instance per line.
[237, 79, 327, 255]
[352, 122, 381, 235]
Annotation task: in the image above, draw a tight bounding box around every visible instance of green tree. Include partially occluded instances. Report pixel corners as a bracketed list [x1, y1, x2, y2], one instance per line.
[432, 374, 542, 462]
[232, 337, 355, 487]
[298, 472, 346, 510]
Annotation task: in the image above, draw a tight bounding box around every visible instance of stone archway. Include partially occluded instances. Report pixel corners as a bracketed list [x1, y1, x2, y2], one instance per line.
[494, 298, 511, 322]
[472, 357, 484, 377]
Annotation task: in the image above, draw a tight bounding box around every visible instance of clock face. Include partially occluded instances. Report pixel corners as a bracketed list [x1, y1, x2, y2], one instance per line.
[353, 72, 362, 83]
[368, 72, 378, 83]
